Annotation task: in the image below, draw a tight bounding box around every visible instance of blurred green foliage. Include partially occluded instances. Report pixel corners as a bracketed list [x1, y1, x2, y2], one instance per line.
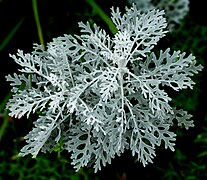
[0, 0, 207, 179]
[0, 150, 98, 180]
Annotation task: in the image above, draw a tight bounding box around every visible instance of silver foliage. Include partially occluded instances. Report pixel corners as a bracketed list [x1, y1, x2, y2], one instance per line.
[6, 4, 203, 172]
[128, 0, 190, 31]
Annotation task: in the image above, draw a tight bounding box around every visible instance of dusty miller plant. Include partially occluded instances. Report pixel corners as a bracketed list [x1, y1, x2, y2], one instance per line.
[6, 4, 203, 172]
[128, 0, 190, 31]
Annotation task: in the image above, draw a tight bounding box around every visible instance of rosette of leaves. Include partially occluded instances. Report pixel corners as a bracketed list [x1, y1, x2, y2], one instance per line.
[6, 4, 203, 172]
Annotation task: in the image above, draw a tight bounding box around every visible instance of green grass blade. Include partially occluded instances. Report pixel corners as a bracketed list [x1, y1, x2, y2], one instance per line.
[0, 17, 24, 52]
[198, 151, 207, 158]
[86, 0, 118, 34]
[0, 92, 12, 141]
[32, 0, 44, 48]
[0, 92, 12, 113]
[0, 111, 9, 141]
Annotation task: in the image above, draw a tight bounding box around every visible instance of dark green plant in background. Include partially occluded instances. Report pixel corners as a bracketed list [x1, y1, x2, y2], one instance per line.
[0, 0, 207, 179]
